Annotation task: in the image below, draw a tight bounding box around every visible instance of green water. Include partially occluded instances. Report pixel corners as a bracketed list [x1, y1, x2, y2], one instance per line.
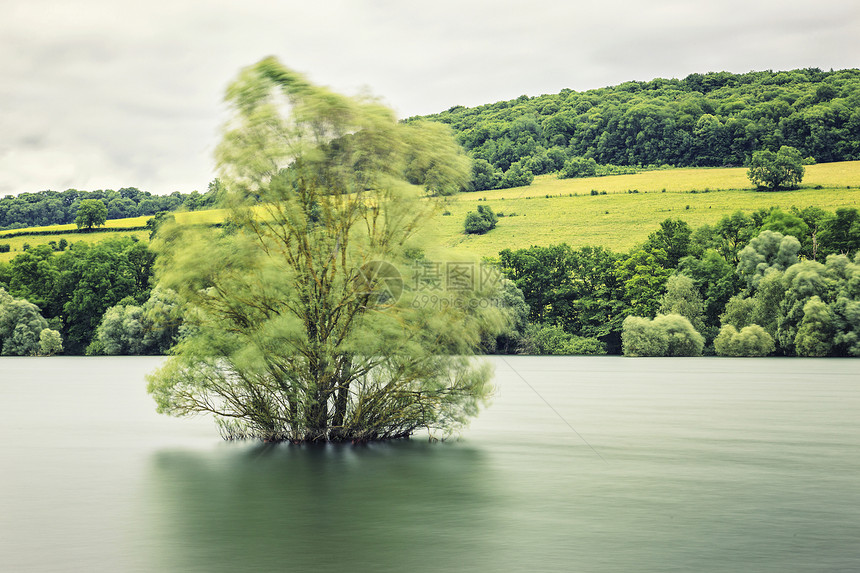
[1, 356, 858, 572]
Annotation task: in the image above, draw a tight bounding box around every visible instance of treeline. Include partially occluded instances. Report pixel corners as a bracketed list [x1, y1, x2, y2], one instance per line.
[411, 68, 860, 191]
[495, 206, 860, 357]
[0, 180, 222, 230]
[1, 206, 858, 358]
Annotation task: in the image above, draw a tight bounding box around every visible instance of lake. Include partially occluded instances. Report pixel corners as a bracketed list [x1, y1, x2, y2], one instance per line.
[1, 356, 858, 572]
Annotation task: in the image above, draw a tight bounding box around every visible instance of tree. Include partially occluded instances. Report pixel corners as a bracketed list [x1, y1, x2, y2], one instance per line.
[659, 274, 706, 334]
[818, 207, 860, 256]
[760, 209, 809, 244]
[678, 249, 743, 333]
[38, 328, 63, 356]
[75, 199, 108, 230]
[469, 158, 502, 191]
[713, 211, 756, 265]
[498, 161, 534, 189]
[794, 296, 834, 357]
[645, 218, 692, 268]
[89, 303, 147, 355]
[737, 230, 800, 289]
[147, 58, 503, 443]
[616, 250, 672, 318]
[90, 287, 184, 355]
[464, 204, 497, 234]
[746, 145, 805, 190]
[0, 287, 60, 356]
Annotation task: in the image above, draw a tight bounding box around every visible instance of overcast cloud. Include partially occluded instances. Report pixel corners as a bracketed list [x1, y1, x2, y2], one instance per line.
[1, 0, 858, 196]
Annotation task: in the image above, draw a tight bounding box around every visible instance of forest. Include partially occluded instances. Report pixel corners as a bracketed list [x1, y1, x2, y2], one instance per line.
[410, 68, 860, 191]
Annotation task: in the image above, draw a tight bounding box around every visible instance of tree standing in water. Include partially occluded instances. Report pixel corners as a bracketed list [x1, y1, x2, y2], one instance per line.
[147, 58, 503, 442]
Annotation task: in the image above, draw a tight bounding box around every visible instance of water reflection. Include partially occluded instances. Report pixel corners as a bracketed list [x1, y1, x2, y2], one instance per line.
[144, 441, 501, 572]
[2, 357, 859, 572]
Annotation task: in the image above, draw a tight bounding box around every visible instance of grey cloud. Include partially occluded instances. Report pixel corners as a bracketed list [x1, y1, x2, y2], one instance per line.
[0, 0, 858, 196]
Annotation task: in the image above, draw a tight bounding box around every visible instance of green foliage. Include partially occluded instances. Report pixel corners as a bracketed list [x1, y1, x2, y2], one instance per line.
[38, 328, 63, 356]
[0, 287, 60, 356]
[483, 279, 529, 354]
[760, 209, 809, 243]
[678, 249, 743, 334]
[713, 324, 774, 356]
[559, 156, 598, 179]
[74, 199, 108, 230]
[499, 161, 534, 189]
[470, 158, 502, 191]
[621, 313, 704, 357]
[558, 157, 637, 179]
[720, 296, 756, 330]
[616, 250, 672, 317]
[793, 296, 834, 357]
[499, 244, 625, 350]
[832, 295, 860, 356]
[147, 58, 501, 443]
[464, 204, 498, 234]
[90, 288, 185, 356]
[2, 236, 155, 353]
[146, 212, 175, 240]
[660, 274, 706, 334]
[737, 230, 800, 288]
[645, 218, 692, 267]
[403, 121, 471, 196]
[522, 323, 606, 355]
[747, 146, 805, 190]
[818, 207, 860, 257]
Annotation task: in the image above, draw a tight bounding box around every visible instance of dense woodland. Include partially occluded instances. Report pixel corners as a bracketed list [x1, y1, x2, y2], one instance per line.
[496, 205, 860, 357]
[0, 181, 221, 230]
[412, 68, 860, 191]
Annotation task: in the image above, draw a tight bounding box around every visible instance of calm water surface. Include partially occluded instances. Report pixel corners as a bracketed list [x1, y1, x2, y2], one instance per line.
[1, 356, 858, 572]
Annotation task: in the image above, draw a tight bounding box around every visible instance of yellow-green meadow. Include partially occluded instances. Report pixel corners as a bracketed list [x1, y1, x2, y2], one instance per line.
[2, 162, 858, 262]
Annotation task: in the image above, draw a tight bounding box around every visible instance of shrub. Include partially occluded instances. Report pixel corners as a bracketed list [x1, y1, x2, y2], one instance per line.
[522, 323, 606, 355]
[464, 204, 498, 234]
[559, 156, 598, 179]
[713, 324, 775, 357]
[622, 313, 704, 357]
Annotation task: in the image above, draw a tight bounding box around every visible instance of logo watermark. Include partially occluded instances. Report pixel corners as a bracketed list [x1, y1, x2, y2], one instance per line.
[357, 260, 505, 310]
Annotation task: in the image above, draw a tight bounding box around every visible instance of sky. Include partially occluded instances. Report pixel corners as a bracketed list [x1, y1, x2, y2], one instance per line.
[1, 0, 858, 196]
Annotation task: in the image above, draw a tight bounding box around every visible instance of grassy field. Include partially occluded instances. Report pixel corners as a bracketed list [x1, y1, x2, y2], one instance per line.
[431, 161, 860, 257]
[0, 210, 225, 262]
[2, 162, 859, 263]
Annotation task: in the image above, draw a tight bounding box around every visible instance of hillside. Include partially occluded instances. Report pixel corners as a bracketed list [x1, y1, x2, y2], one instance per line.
[410, 68, 860, 192]
[430, 161, 860, 257]
[2, 162, 858, 262]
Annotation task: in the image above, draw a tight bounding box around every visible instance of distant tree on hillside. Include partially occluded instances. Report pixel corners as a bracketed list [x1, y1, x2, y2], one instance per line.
[75, 199, 108, 230]
[747, 146, 805, 191]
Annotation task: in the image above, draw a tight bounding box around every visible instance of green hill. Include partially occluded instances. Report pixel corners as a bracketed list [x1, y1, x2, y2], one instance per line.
[411, 68, 860, 193]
